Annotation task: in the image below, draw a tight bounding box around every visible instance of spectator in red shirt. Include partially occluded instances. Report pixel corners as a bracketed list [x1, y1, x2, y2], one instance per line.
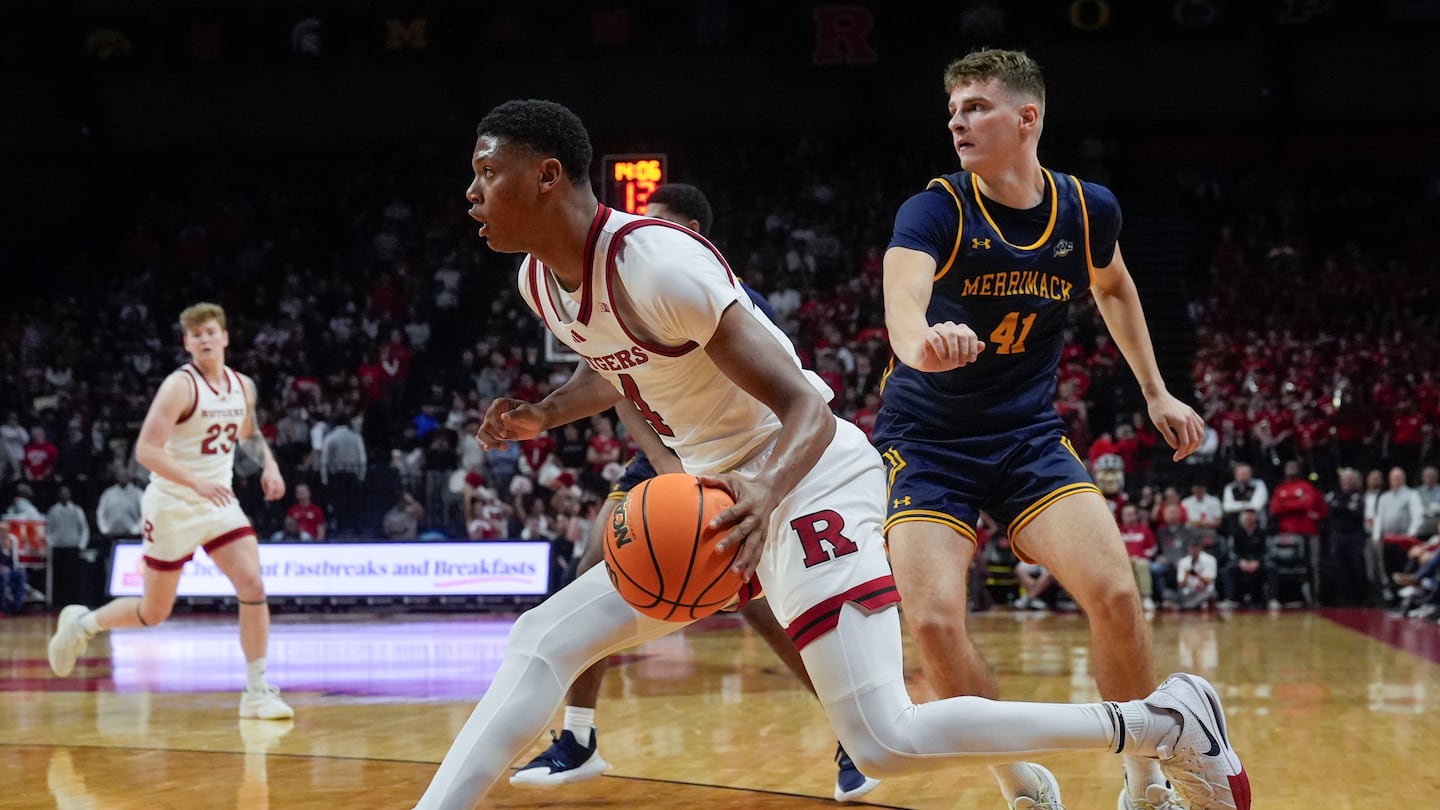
[1270, 460, 1327, 599]
[851, 391, 881, 441]
[1387, 397, 1427, 475]
[1088, 430, 1120, 472]
[1118, 503, 1157, 611]
[584, 414, 622, 492]
[286, 483, 327, 541]
[1270, 461, 1327, 539]
[22, 425, 58, 483]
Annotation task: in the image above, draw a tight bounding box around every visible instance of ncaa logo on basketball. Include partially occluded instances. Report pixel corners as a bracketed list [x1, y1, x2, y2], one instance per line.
[609, 501, 632, 548]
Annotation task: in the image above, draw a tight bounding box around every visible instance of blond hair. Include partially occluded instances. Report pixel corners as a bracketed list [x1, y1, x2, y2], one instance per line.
[179, 302, 227, 332]
[943, 48, 1045, 112]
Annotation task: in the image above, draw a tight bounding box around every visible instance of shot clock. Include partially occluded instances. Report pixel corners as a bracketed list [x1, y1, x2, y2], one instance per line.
[601, 153, 666, 214]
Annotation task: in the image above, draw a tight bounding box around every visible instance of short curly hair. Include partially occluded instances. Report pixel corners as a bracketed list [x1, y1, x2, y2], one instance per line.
[647, 183, 713, 235]
[476, 99, 593, 187]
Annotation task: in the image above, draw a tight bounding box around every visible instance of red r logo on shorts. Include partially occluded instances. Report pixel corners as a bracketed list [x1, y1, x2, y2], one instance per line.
[792, 509, 859, 568]
[143, 519, 155, 544]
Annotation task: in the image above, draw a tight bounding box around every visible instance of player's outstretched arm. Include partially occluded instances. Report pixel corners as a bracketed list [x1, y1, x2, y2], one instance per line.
[1091, 243, 1204, 461]
[477, 363, 621, 450]
[135, 373, 234, 507]
[701, 303, 835, 580]
[883, 246, 984, 371]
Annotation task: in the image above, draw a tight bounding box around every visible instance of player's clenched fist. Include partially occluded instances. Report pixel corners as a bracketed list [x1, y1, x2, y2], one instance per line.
[914, 321, 986, 372]
[477, 397, 546, 450]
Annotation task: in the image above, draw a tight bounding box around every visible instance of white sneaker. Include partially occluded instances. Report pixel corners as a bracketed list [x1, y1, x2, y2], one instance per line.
[1216, 600, 1238, 611]
[1266, 599, 1282, 611]
[48, 605, 93, 677]
[1117, 773, 1182, 809]
[1408, 603, 1439, 619]
[1008, 762, 1064, 809]
[1014, 596, 1031, 610]
[1142, 597, 1157, 611]
[1142, 673, 1250, 809]
[239, 685, 295, 720]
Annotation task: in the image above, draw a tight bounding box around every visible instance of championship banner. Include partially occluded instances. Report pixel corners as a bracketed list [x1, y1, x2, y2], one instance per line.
[0, 518, 48, 565]
[108, 541, 550, 597]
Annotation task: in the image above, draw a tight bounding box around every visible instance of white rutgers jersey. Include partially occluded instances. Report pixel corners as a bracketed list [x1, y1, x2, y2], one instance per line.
[517, 206, 832, 475]
[150, 363, 249, 502]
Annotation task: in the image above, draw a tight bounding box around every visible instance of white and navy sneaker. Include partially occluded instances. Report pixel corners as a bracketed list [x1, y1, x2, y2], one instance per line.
[509, 728, 609, 787]
[833, 742, 880, 802]
[1143, 673, 1251, 810]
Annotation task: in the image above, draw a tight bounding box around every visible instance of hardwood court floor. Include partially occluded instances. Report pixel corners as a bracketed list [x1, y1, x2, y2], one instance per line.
[3, 604, 1439, 809]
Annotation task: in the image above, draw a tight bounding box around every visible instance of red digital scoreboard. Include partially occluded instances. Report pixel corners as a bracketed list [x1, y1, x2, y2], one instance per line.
[601, 153, 666, 215]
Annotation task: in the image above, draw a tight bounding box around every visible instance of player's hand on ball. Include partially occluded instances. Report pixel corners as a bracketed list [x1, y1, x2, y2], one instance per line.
[700, 473, 776, 582]
[477, 397, 545, 449]
[915, 321, 985, 372]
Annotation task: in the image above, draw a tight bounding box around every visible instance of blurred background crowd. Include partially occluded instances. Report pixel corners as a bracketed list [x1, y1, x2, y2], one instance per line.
[3, 0, 1439, 612]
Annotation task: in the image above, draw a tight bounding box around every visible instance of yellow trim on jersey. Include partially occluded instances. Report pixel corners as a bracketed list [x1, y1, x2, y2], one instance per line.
[1071, 174, 1096, 287]
[971, 169, 1058, 251]
[926, 177, 965, 283]
[885, 511, 978, 544]
[877, 356, 896, 396]
[1060, 435, 1082, 463]
[605, 490, 628, 502]
[880, 446, 907, 490]
[1007, 482, 1103, 557]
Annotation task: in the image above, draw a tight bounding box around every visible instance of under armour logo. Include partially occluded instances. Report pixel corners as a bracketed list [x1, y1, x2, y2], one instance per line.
[599, 303, 611, 313]
[893, 496, 911, 508]
[971, 237, 992, 250]
[570, 330, 586, 343]
[1053, 239, 1073, 257]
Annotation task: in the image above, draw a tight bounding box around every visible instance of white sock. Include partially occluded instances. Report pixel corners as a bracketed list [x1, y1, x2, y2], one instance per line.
[563, 706, 595, 744]
[991, 761, 1048, 801]
[78, 610, 102, 636]
[1114, 700, 1181, 758]
[1124, 755, 1168, 797]
[246, 658, 268, 692]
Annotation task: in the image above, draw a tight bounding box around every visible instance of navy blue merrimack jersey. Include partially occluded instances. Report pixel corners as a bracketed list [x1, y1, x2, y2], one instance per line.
[880, 168, 1120, 435]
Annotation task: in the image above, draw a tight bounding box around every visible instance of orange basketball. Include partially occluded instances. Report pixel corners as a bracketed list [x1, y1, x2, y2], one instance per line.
[602, 473, 745, 622]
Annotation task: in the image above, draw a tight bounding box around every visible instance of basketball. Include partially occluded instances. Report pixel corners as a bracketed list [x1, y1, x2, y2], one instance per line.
[602, 473, 746, 622]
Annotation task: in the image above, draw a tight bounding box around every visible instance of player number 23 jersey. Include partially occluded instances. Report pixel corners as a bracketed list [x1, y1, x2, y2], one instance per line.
[151, 364, 249, 501]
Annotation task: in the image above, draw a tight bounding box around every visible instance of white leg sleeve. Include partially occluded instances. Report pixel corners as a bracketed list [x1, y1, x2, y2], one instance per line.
[802, 603, 1117, 779]
[414, 564, 685, 809]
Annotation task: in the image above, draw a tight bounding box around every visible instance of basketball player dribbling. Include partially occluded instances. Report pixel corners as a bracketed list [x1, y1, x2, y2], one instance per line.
[48, 302, 294, 721]
[411, 99, 1248, 810]
[510, 181, 878, 802]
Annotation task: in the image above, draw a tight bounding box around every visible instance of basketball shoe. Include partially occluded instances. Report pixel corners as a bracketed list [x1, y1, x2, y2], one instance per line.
[48, 604, 94, 677]
[1005, 762, 1064, 809]
[1117, 773, 1182, 810]
[834, 742, 880, 802]
[239, 684, 295, 720]
[1135, 673, 1250, 810]
[509, 728, 609, 787]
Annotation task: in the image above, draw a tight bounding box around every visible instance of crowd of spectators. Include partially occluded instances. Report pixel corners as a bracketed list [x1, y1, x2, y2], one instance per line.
[2, 134, 1437, 613]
